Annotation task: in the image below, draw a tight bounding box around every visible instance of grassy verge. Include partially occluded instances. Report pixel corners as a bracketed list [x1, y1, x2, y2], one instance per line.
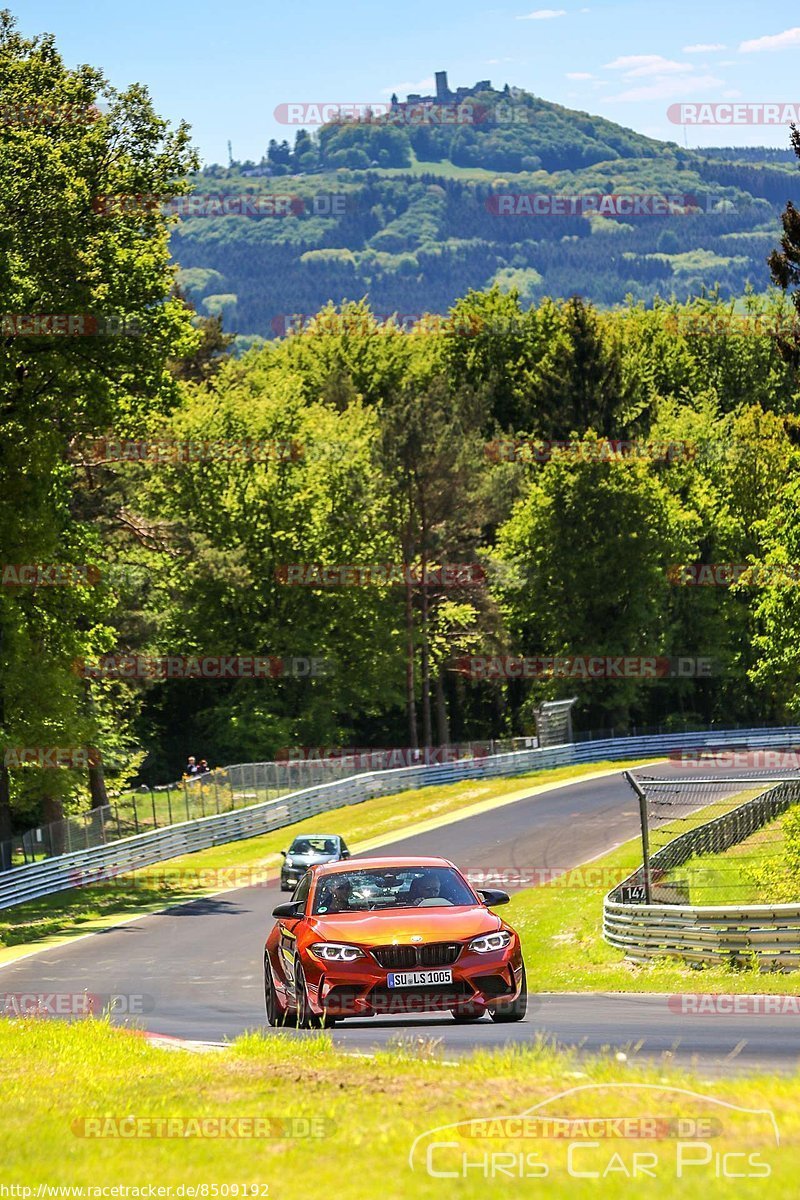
[1, 1020, 795, 1198]
[0, 758, 654, 956]
[679, 815, 789, 906]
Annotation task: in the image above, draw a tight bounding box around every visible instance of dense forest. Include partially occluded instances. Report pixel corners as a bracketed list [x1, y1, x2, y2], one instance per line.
[4, 12, 800, 841]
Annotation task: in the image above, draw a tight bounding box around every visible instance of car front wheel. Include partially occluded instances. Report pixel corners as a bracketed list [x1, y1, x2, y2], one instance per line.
[264, 956, 290, 1028]
[294, 959, 336, 1029]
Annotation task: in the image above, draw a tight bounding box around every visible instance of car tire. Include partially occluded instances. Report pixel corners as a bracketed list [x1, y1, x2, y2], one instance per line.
[294, 959, 336, 1029]
[450, 1003, 485, 1023]
[264, 955, 290, 1027]
[489, 963, 527, 1023]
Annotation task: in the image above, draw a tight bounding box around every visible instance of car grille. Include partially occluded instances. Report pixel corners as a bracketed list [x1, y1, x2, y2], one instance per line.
[371, 943, 462, 969]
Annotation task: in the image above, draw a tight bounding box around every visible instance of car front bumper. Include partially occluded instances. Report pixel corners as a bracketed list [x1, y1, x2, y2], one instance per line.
[302, 946, 524, 1018]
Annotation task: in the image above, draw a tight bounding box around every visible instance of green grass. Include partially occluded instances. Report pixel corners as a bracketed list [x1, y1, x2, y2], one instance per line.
[361, 147, 506, 181]
[678, 815, 790, 906]
[0, 1020, 796, 1198]
[0, 759, 653, 955]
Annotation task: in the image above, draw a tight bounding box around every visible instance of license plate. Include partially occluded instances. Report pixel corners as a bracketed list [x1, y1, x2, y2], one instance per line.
[387, 969, 453, 988]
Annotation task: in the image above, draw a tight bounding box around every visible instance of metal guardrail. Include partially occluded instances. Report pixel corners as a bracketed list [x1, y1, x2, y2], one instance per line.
[3, 725, 800, 913]
[604, 776, 800, 969]
[2, 741, 511, 869]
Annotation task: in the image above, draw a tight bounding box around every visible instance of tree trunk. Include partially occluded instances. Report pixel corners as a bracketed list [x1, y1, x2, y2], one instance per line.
[435, 671, 450, 747]
[0, 765, 12, 871]
[88, 755, 108, 808]
[419, 561, 432, 750]
[42, 794, 65, 856]
[404, 513, 418, 750]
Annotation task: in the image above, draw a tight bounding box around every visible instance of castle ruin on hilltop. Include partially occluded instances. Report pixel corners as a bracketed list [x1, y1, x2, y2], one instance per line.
[390, 71, 493, 111]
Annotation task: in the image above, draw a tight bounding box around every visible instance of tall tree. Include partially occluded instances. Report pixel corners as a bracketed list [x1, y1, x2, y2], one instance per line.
[0, 10, 197, 845]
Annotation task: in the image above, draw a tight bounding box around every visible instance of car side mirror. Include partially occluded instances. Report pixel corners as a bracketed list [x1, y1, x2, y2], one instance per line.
[477, 888, 510, 907]
[280, 850, 287, 858]
[272, 901, 304, 919]
[341, 849, 350, 859]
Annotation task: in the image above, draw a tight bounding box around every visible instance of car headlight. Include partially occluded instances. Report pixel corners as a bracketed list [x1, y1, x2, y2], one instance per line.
[310, 942, 365, 962]
[469, 930, 513, 954]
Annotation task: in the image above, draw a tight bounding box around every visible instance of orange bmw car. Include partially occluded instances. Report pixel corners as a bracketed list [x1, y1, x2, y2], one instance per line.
[264, 855, 527, 1026]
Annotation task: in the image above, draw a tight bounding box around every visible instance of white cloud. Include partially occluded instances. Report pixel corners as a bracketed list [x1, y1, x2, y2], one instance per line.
[722, 88, 742, 98]
[381, 77, 435, 96]
[683, 43, 726, 53]
[607, 73, 723, 102]
[516, 9, 567, 19]
[740, 26, 800, 52]
[604, 54, 692, 78]
[566, 71, 594, 79]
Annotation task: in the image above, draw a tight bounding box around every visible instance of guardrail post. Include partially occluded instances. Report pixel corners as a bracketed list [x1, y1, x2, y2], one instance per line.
[623, 770, 652, 904]
[165, 785, 173, 825]
[213, 773, 220, 815]
[132, 793, 139, 835]
[183, 779, 190, 821]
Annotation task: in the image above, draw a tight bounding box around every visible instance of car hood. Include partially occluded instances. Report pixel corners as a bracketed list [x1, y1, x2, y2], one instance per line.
[307, 905, 502, 945]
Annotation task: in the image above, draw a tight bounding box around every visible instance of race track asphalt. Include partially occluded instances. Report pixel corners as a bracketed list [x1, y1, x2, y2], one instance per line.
[2, 761, 799, 1072]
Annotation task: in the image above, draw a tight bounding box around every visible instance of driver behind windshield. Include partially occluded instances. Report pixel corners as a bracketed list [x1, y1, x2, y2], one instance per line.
[409, 875, 441, 904]
[319, 878, 351, 912]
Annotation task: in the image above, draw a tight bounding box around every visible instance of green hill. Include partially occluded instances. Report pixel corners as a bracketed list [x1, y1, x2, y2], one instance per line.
[170, 84, 800, 340]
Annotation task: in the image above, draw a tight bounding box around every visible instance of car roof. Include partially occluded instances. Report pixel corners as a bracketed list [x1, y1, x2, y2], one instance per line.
[313, 855, 456, 877]
[290, 833, 341, 841]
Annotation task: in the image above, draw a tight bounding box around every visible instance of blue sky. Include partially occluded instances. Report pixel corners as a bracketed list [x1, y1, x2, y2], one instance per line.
[12, 0, 800, 162]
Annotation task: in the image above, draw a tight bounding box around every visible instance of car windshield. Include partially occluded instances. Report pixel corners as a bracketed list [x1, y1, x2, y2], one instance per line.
[312, 867, 476, 914]
[290, 837, 337, 855]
